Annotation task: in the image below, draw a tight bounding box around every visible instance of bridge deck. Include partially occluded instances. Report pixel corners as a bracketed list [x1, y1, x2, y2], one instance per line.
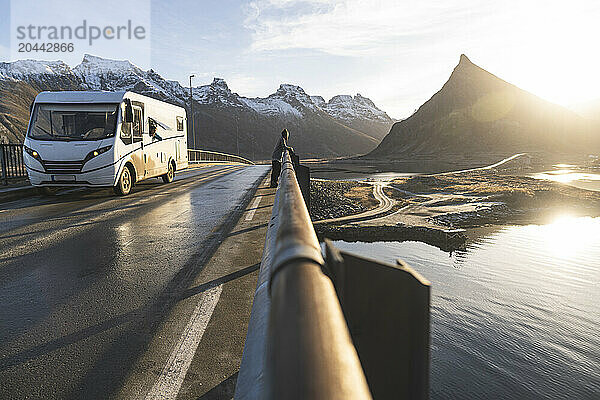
[0, 164, 273, 399]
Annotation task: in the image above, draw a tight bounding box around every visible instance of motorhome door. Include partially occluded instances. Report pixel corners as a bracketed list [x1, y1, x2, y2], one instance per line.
[132, 105, 146, 179]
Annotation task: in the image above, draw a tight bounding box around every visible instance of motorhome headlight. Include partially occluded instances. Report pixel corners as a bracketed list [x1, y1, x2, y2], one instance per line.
[83, 145, 112, 164]
[24, 146, 42, 161]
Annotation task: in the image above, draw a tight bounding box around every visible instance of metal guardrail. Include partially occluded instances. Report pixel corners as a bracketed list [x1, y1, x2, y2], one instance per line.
[267, 151, 371, 399]
[1, 144, 27, 185]
[236, 150, 431, 399]
[236, 150, 371, 399]
[0, 146, 252, 185]
[187, 149, 254, 165]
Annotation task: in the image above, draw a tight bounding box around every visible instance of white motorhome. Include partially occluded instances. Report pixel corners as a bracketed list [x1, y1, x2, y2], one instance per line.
[23, 91, 188, 195]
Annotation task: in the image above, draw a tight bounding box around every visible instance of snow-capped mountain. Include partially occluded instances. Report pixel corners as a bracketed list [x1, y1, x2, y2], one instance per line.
[241, 84, 321, 118]
[0, 59, 82, 90]
[0, 55, 393, 158]
[310, 96, 326, 107]
[316, 94, 393, 140]
[74, 55, 188, 102]
[323, 94, 391, 123]
[192, 78, 246, 108]
[0, 59, 73, 78]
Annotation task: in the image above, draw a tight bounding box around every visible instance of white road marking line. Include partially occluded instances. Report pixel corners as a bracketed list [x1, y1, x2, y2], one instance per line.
[244, 196, 262, 221]
[145, 285, 223, 400]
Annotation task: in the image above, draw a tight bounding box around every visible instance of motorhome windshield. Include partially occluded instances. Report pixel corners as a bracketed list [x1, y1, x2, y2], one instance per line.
[28, 103, 119, 141]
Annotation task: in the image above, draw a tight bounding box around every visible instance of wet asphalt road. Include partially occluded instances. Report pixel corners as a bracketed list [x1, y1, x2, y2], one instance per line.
[0, 164, 268, 399]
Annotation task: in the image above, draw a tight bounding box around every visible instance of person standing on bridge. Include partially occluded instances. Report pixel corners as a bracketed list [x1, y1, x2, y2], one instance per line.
[271, 129, 294, 187]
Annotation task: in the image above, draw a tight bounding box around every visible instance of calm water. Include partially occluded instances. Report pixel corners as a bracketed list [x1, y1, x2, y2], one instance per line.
[531, 168, 600, 192]
[332, 215, 600, 399]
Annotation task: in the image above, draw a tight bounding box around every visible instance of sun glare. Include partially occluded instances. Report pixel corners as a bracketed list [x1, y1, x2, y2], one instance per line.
[539, 215, 599, 259]
[495, 1, 600, 107]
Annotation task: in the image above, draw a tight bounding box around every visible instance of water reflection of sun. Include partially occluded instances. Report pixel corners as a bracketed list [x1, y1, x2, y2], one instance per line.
[533, 170, 600, 184]
[538, 215, 599, 259]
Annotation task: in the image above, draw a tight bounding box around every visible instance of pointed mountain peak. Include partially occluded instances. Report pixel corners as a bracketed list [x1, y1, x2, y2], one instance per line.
[76, 54, 141, 74]
[448, 53, 499, 85]
[452, 54, 480, 75]
[354, 94, 376, 107]
[210, 77, 230, 91]
[329, 95, 353, 103]
[459, 54, 472, 65]
[82, 54, 105, 63]
[321, 93, 391, 123]
[369, 52, 591, 159]
[310, 96, 326, 107]
[276, 84, 307, 95]
[192, 77, 241, 107]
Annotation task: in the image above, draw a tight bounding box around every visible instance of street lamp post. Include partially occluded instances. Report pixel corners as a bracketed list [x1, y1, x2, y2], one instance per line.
[189, 74, 195, 151]
[236, 116, 239, 156]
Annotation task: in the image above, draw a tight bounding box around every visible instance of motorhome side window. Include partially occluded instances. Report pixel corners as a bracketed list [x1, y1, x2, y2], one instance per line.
[176, 116, 184, 131]
[133, 107, 143, 143]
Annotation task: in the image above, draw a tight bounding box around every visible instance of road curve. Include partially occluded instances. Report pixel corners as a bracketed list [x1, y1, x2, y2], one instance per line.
[314, 182, 395, 225]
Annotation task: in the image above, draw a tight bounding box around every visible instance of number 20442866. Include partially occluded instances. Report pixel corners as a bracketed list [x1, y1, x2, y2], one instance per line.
[18, 42, 74, 52]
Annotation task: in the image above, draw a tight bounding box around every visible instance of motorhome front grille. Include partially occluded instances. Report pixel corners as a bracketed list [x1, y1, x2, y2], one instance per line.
[42, 160, 84, 174]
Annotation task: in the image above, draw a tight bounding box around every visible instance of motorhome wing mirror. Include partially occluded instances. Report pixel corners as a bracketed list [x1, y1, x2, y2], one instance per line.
[124, 99, 134, 123]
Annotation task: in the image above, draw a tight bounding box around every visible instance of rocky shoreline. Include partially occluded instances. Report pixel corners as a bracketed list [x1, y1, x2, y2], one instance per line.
[310, 180, 377, 221]
[315, 223, 466, 253]
[309, 169, 600, 252]
[387, 170, 600, 227]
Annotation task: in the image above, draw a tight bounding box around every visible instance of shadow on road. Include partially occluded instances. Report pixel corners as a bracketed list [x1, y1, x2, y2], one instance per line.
[197, 372, 238, 400]
[227, 223, 268, 238]
[180, 263, 260, 301]
[0, 263, 261, 372]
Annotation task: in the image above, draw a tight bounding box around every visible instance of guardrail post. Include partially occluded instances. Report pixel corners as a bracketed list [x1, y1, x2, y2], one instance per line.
[324, 240, 430, 400]
[288, 151, 310, 210]
[17, 145, 25, 177]
[295, 164, 310, 211]
[1, 145, 8, 185]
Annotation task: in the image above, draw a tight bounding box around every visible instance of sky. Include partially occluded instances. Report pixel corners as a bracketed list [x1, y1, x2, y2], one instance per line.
[1, 0, 600, 119]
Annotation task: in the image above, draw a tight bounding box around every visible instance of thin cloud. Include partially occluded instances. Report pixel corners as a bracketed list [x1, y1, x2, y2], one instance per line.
[243, 0, 488, 57]
[226, 74, 269, 95]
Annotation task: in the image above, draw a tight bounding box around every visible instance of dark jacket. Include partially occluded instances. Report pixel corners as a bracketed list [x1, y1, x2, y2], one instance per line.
[271, 136, 288, 161]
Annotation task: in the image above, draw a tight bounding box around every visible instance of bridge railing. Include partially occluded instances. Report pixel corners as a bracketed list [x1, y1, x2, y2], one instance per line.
[235, 150, 431, 399]
[1, 143, 27, 185]
[187, 149, 254, 165]
[267, 150, 371, 399]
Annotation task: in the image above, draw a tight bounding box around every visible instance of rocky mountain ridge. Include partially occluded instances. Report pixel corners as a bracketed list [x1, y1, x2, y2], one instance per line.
[0, 54, 393, 157]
